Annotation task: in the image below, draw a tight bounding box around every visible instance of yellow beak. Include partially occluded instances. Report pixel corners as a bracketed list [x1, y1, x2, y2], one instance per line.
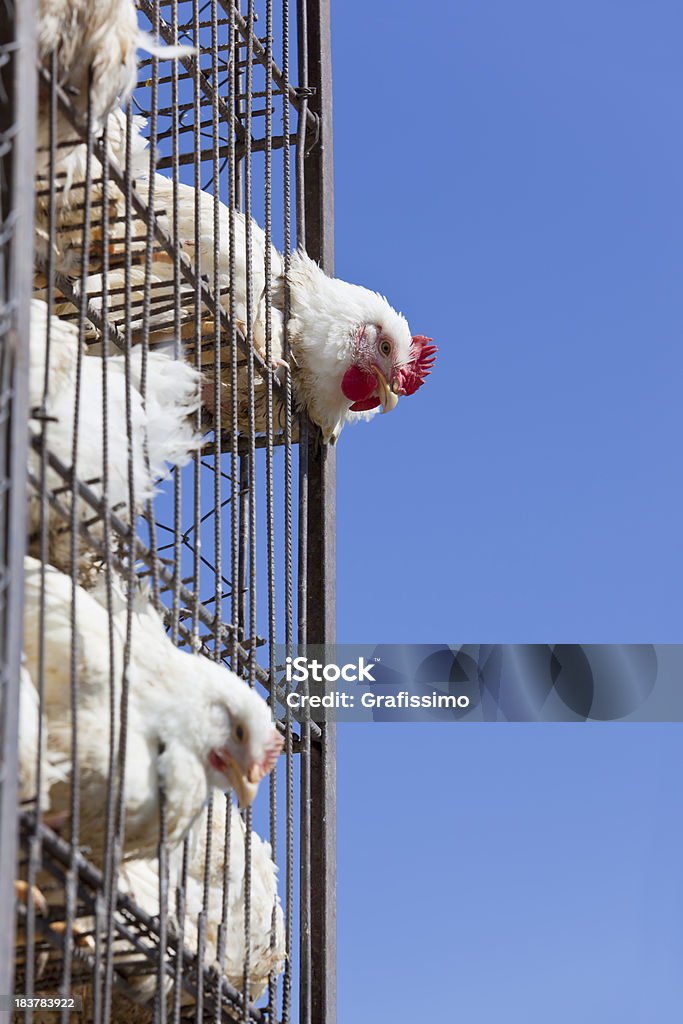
[372, 366, 400, 415]
[225, 759, 260, 808]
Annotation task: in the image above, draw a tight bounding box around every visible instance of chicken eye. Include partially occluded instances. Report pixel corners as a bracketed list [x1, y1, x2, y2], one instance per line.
[379, 339, 392, 358]
[235, 724, 245, 742]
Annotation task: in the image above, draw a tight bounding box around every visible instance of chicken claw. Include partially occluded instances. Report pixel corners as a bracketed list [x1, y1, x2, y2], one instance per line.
[15, 879, 48, 918]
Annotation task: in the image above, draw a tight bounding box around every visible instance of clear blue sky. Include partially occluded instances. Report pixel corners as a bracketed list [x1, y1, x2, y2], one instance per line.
[330, 2, 683, 1021]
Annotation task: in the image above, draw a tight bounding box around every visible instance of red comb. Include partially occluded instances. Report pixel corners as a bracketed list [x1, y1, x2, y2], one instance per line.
[397, 336, 437, 396]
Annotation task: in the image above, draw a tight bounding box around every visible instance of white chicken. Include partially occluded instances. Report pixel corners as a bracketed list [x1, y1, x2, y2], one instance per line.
[28, 298, 202, 583]
[38, 112, 436, 444]
[22, 557, 283, 866]
[144, 172, 438, 442]
[114, 796, 285, 1010]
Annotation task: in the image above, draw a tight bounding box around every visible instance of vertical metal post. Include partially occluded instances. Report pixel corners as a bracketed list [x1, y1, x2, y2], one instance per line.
[300, 2, 336, 1022]
[0, 0, 37, 1005]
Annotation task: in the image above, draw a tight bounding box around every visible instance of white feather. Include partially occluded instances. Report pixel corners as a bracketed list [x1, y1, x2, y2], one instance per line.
[136, 32, 198, 61]
[37, 0, 139, 124]
[28, 298, 202, 581]
[18, 657, 69, 809]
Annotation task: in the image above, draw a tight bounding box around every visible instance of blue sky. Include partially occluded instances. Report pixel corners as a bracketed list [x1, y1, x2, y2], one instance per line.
[330, 2, 683, 1021]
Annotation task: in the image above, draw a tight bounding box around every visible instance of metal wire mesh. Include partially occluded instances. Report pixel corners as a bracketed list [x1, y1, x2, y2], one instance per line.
[1, 1, 335, 1021]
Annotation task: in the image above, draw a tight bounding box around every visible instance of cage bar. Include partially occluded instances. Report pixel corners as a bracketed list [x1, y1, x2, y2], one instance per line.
[298, 5, 336, 1023]
[0, 0, 37, 1006]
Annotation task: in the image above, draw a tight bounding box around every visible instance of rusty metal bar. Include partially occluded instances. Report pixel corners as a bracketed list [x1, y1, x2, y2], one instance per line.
[299, 2, 337, 1023]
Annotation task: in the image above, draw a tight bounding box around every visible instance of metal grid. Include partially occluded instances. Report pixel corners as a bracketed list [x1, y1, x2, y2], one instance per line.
[1, 1, 335, 1021]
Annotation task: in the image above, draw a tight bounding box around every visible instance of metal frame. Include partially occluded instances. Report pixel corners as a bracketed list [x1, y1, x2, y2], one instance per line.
[0, 0, 37, 1006]
[299, 5, 336, 1022]
[1, 1, 336, 1021]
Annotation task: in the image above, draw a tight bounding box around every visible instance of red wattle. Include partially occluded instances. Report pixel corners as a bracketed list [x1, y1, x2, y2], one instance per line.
[341, 364, 377, 403]
[350, 396, 381, 412]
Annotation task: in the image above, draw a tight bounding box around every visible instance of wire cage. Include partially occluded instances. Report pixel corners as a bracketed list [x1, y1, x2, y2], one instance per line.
[0, 0, 335, 1021]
